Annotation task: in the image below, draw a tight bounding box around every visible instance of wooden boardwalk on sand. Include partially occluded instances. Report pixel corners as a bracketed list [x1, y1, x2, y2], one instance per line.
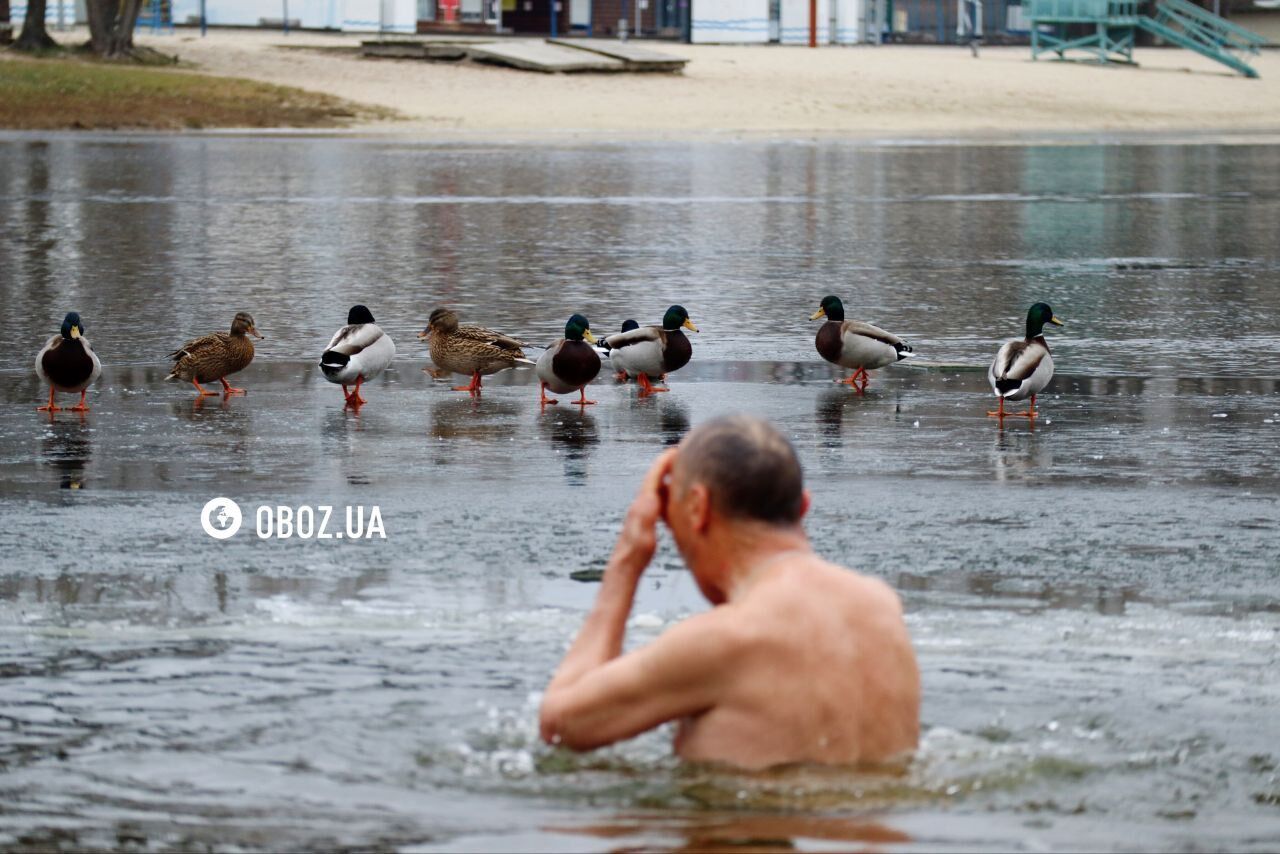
[361, 37, 688, 74]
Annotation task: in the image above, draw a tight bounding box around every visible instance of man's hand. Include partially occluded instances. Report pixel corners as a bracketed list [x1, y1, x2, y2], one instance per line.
[609, 448, 677, 579]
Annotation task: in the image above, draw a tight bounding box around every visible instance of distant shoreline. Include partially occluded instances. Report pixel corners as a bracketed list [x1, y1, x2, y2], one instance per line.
[4, 28, 1279, 137]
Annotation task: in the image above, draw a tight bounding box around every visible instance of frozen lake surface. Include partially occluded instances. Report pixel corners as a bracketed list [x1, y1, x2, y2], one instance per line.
[0, 135, 1278, 851]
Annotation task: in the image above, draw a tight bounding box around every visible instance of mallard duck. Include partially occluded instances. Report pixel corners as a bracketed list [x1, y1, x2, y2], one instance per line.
[987, 302, 1064, 420]
[167, 311, 263, 397]
[605, 319, 639, 381]
[418, 307, 534, 396]
[810, 296, 913, 392]
[536, 314, 601, 406]
[35, 312, 102, 412]
[319, 305, 396, 407]
[600, 305, 698, 395]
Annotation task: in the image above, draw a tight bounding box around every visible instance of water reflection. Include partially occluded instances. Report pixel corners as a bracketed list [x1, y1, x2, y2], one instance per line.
[426, 395, 520, 463]
[551, 813, 911, 851]
[41, 412, 91, 490]
[990, 420, 1052, 481]
[815, 386, 855, 443]
[896, 570, 1141, 616]
[537, 407, 599, 486]
[614, 394, 693, 446]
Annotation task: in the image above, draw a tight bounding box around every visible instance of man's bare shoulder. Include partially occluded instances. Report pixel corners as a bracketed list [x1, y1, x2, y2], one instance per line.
[747, 555, 903, 613]
[655, 602, 762, 653]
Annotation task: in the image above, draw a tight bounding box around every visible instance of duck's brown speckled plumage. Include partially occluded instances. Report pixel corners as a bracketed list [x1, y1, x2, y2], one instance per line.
[422, 308, 532, 377]
[167, 312, 262, 384]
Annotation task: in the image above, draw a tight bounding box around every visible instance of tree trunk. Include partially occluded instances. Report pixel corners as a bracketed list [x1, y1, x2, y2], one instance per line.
[86, 0, 145, 57]
[1, 0, 12, 47]
[15, 0, 58, 50]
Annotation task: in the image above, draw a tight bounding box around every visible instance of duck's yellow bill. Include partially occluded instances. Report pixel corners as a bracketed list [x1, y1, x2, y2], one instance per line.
[1050, 316, 1065, 326]
[583, 329, 598, 344]
[809, 308, 826, 321]
[683, 319, 699, 333]
[70, 326, 82, 339]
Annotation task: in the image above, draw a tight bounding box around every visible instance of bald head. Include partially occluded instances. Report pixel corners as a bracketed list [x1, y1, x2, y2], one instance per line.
[675, 415, 805, 527]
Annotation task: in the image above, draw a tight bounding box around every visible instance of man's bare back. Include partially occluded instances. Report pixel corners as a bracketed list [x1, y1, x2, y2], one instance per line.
[540, 416, 920, 769]
[672, 555, 919, 767]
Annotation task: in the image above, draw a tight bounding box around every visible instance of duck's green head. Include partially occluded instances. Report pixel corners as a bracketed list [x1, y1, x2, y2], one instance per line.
[564, 313, 597, 344]
[1026, 302, 1065, 338]
[60, 312, 84, 340]
[810, 296, 845, 322]
[348, 304, 376, 325]
[663, 305, 699, 333]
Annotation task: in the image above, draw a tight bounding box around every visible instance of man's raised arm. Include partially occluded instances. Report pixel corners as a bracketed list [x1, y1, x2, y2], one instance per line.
[539, 449, 735, 751]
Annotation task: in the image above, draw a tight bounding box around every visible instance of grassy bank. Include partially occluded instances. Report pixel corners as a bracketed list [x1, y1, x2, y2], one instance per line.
[0, 54, 393, 130]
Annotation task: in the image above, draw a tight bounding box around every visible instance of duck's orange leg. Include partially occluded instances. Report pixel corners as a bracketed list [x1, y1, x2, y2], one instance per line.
[453, 371, 482, 395]
[192, 380, 219, 397]
[219, 377, 246, 396]
[37, 386, 60, 412]
[345, 376, 367, 407]
[539, 382, 558, 407]
[987, 396, 1007, 419]
[576, 387, 597, 406]
[637, 373, 668, 396]
[1003, 395, 1038, 419]
[69, 390, 90, 412]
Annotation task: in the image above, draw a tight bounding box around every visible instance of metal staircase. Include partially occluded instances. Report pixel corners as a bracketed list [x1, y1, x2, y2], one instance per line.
[1139, 0, 1267, 78]
[1028, 0, 1267, 78]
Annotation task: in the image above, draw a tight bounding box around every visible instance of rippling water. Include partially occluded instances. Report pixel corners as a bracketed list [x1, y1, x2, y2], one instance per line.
[0, 135, 1278, 852]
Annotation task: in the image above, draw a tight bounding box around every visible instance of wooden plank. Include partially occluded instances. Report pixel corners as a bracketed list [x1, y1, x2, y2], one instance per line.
[547, 38, 689, 71]
[467, 40, 626, 73]
[362, 41, 430, 59]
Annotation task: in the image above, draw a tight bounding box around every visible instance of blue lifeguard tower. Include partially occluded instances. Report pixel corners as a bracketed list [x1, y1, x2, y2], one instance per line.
[1027, 0, 1267, 78]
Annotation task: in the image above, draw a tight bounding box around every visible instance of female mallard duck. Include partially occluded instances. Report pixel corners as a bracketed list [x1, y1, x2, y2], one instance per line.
[418, 307, 534, 396]
[35, 312, 102, 412]
[600, 305, 698, 395]
[810, 296, 913, 392]
[319, 305, 396, 407]
[988, 302, 1064, 420]
[536, 313, 601, 406]
[167, 311, 263, 397]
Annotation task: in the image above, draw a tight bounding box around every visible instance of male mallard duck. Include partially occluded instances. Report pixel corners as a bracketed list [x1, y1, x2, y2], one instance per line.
[319, 305, 396, 407]
[418, 307, 534, 396]
[605, 319, 639, 381]
[987, 302, 1065, 420]
[35, 312, 102, 412]
[536, 313, 601, 407]
[810, 296, 913, 392]
[600, 305, 698, 395]
[167, 311, 263, 397]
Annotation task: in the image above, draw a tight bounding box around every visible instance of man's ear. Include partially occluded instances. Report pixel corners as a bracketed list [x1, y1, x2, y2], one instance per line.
[798, 489, 812, 520]
[690, 483, 711, 533]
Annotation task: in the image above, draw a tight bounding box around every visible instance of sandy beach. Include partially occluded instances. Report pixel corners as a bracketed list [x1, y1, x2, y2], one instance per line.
[117, 27, 1280, 139]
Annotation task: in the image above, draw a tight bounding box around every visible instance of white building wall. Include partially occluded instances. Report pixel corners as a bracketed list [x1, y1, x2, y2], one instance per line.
[9, 1, 77, 26]
[779, 0, 830, 43]
[833, 0, 863, 42]
[342, 0, 416, 31]
[13, 0, 408, 30]
[691, 0, 769, 42]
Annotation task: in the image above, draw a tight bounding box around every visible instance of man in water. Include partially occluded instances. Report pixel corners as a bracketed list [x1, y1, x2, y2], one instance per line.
[540, 415, 920, 768]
